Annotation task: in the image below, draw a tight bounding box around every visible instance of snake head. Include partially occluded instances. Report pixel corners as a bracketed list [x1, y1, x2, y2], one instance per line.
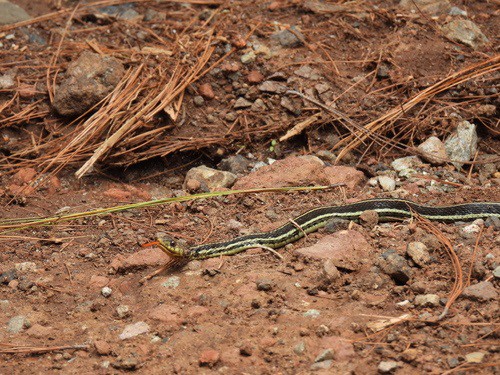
[156, 237, 189, 259]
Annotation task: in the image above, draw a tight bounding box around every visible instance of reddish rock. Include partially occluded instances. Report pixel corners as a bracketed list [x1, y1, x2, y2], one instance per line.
[114, 248, 170, 272]
[199, 349, 220, 367]
[148, 304, 181, 325]
[94, 340, 112, 355]
[323, 166, 365, 189]
[103, 188, 132, 201]
[320, 336, 355, 361]
[7, 184, 35, 196]
[247, 70, 264, 83]
[295, 230, 373, 271]
[88, 275, 110, 289]
[220, 62, 240, 72]
[12, 168, 37, 184]
[198, 83, 215, 99]
[233, 156, 329, 189]
[26, 324, 53, 338]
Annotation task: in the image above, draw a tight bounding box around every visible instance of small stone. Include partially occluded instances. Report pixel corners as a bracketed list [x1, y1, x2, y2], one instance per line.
[401, 348, 419, 362]
[378, 360, 399, 373]
[462, 281, 497, 301]
[442, 19, 489, 49]
[240, 51, 256, 64]
[414, 294, 440, 307]
[119, 321, 150, 340]
[321, 259, 340, 282]
[493, 266, 500, 279]
[198, 83, 215, 99]
[258, 80, 286, 94]
[0, 269, 17, 284]
[184, 165, 236, 191]
[465, 351, 485, 363]
[271, 26, 304, 47]
[418, 136, 447, 165]
[234, 97, 253, 109]
[406, 242, 430, 267]
[112, 356, 141, 370]
[161, 276, 180, 289]
[14, 262, 37, 272]
[256, 279, 274, 291]
[94, 340, 112, 355]
[391, 156, 422, 175]
[7, 315, 30, 333]
[193, 96, 204, 106]
[199, 349, 220, 367]
[116, 305, 130, 318]
[359, 210, 379, 227]
[185, 178, 202, 192]
[246, 70, 264, 83]
[101, 287, 112, 298]
[314, 349, 334, 362]
[444, 120, 478, 170]
[447, 357, 460, 368]
[303, 309, 321, 318]
[379, 251, 412, 285]
[251, 98, 267, 111]
[378, 176, 396, 191]
[376, 64, 390, 79]
[293, 341, 306, 355]
[218, 155, 250, 175]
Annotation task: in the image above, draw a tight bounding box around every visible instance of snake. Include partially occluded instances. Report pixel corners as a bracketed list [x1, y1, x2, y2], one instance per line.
[154, 198, 500, 264]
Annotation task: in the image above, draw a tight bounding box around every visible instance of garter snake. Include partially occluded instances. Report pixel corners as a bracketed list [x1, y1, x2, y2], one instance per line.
[154, 198, 500, 263]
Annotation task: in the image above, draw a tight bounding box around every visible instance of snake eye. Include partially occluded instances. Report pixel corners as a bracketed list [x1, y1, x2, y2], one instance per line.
[169, 239, 176, 248]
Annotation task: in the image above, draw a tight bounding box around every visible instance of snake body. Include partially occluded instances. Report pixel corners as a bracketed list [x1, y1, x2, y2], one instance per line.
[156, 198, 500, 261]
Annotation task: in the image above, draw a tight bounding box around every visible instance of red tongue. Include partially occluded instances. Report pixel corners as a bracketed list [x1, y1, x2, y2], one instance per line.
[142, 240, 160, 248]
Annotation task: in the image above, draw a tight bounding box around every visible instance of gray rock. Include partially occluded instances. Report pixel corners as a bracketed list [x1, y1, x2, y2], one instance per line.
[0, 1, 31, 25]
[378, 175, 396, 191]
[399, 0, 451, 15]
[310, 360, 333, 370]
[406, 241, 430, 267]
[378, 360, 399, 373]
[449, 6, 467, 16]
[303, 309, 320, 318]
[442, 20, 490, 49]
[391, 156, 422, 175]
[293, 341, 306, 355]
[234, 97, 253, 109]
[379, 251, 412, 284]
[462, 281, 497, 301]
[119, 321, 150, 340]
[53, 51, 125, 116]
[377, 64, 390, 79]
[294, 65, 321, 80]
[418, 136, 447, 165]
[161, 276, 180, 289]
[7, 315, 30, 333]
[444, 120, 478, 170]
[493, 266, 500, 279]
[271, 26, 304, 48]
[256, 279, 274, 291]
[314, 349, 334, 362]
[251, 98, 267, 112]
[447, 357, 460, 368]
[183, 165, 236, 191]
[240, 51, 256, 64]
[414, 294, 440, 307]
[258, 80, 286, 94]
[218, 155, 250, 175]
[193, 96, 204, 106]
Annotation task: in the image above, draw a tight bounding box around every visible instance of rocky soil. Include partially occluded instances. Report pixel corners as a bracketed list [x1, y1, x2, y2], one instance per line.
[0, 0, 499, 374]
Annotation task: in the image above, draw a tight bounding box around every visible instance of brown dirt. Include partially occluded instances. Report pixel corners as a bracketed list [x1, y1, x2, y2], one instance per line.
[1, 1, 499, 374]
